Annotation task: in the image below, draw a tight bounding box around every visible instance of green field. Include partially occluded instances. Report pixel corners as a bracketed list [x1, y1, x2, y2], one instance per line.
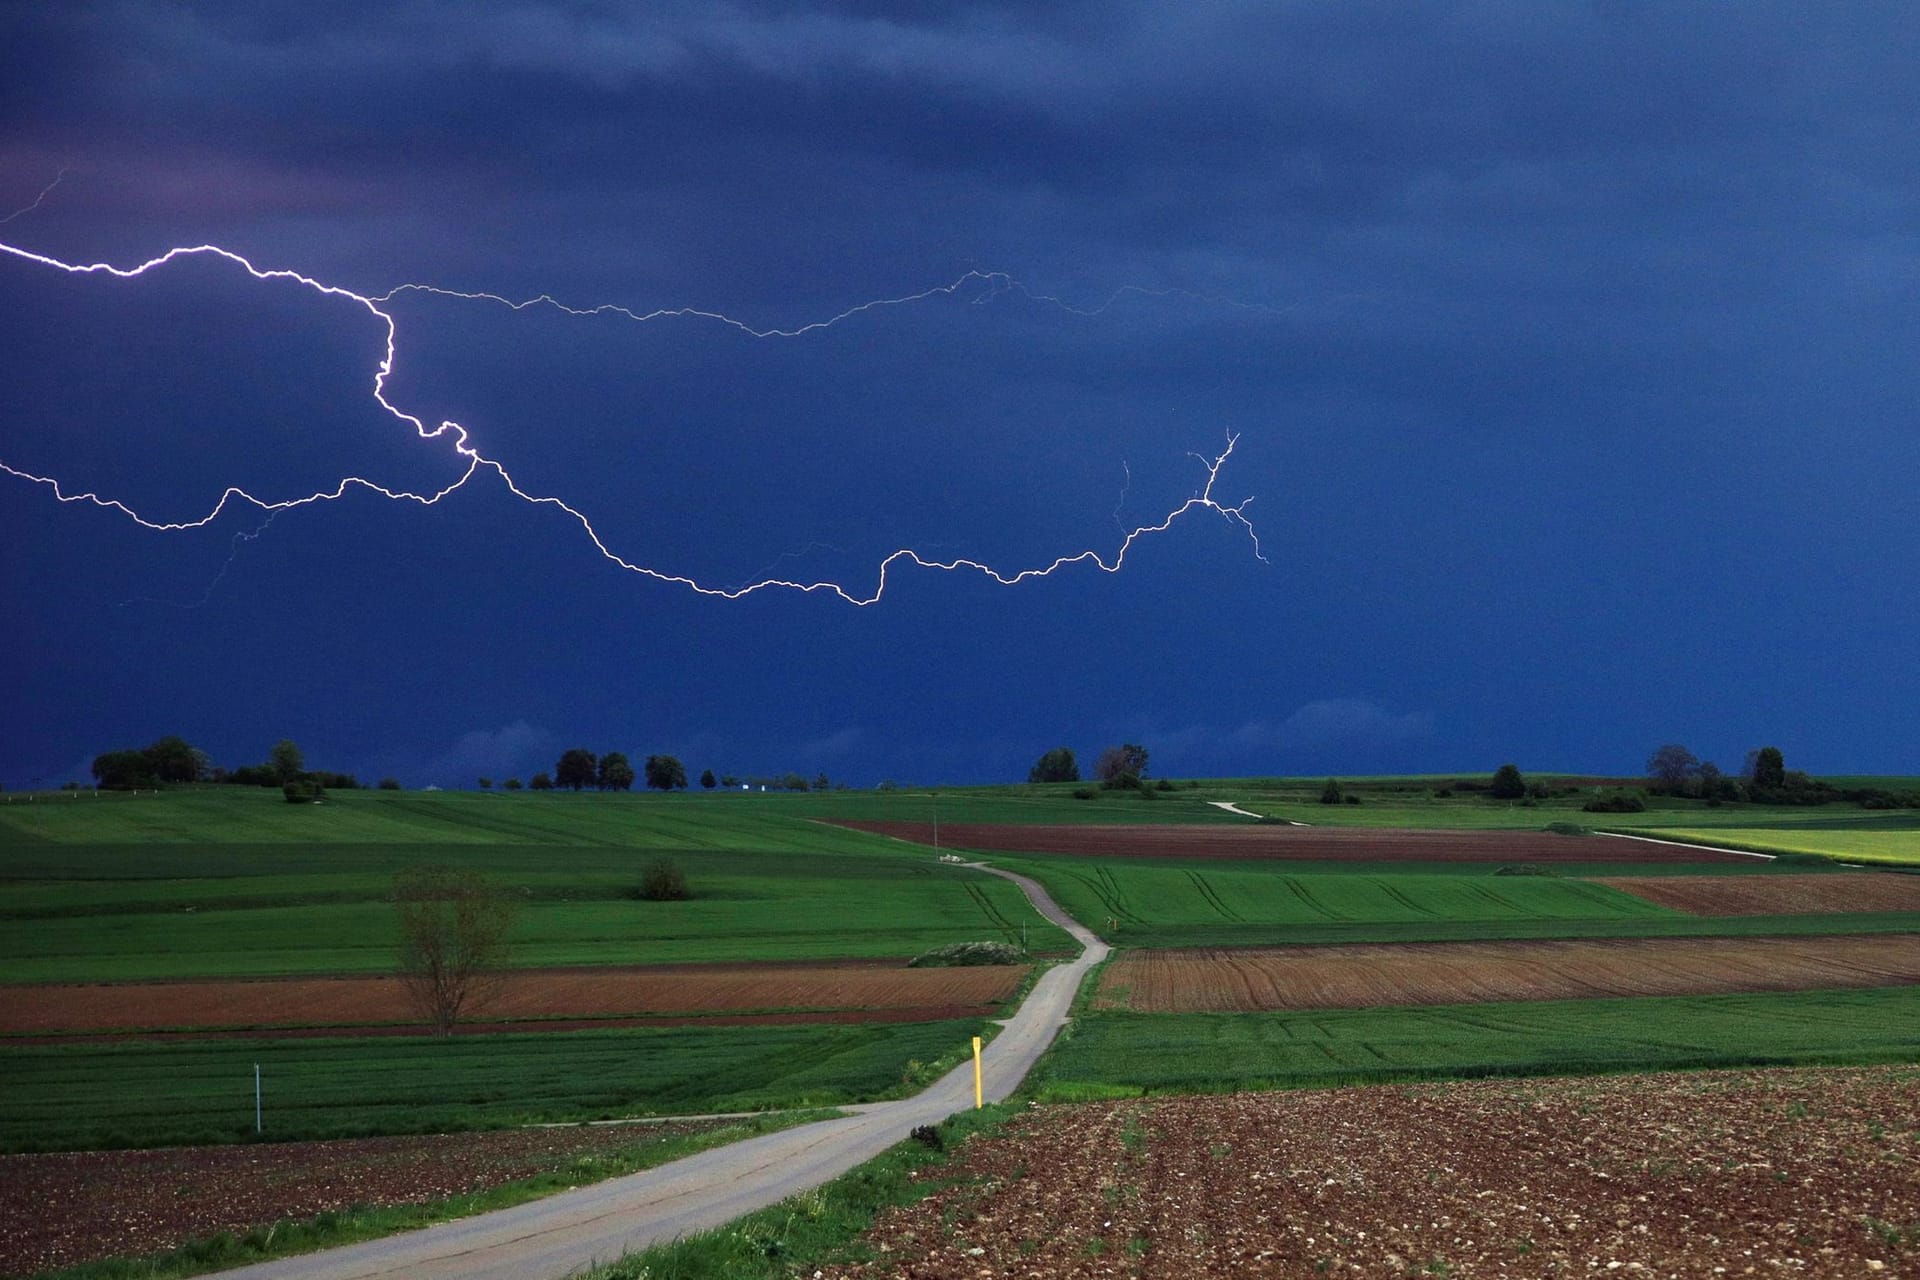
[0, 1018, 987, 1153]
[0, 792, 1072, 981]
[1033, 986, 1920, 1099]
[1645, 826, 1920, 866]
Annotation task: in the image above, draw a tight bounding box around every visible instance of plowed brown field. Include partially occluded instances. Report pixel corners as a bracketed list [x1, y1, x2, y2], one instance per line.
[1097, 935, 1920, 1012]
[833, 821, 1757, 862]
[1599, 872, 1920, 916]
[0, 963, 1026, 1038]
[819, 1066, 1920, 1278]
[0, 1119, 737, 1277]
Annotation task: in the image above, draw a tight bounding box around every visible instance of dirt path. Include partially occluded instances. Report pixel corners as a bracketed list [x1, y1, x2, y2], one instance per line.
[215, 864, 1107, 1280]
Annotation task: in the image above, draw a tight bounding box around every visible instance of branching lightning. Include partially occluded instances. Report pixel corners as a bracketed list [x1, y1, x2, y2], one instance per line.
[0, 238, 1265, 605]
[0, 166, 69, 225]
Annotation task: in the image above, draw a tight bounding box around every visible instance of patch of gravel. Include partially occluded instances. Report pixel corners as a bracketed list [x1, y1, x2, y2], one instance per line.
[821, 1065, 1920, 1277]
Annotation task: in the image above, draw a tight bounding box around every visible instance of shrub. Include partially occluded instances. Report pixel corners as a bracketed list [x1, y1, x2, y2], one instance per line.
[1319, 778, 1344, 805]
[377, 777, 401, 790]
[1433, 788, 1453, 798]
[1582, 791, 1646, 813]
[1344, 793, 1361, 805]
[638, 857, 691, 901]
[281, 779, 325, 804]
[1154, 778, 1176, 791]
[908, 941, 1026, 967]
[1072, 787, 1097, 800]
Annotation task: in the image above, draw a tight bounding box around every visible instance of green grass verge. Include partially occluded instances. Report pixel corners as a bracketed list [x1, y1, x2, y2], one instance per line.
[577, 1103, 1021, 1280]
[24, 1111, 832, 1280]
[0, 1020, 996, 1153]
[1032, 986, 1920, 1100]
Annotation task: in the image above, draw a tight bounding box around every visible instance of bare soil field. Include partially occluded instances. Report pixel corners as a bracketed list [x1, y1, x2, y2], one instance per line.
[834, 821, 1757, 863]
[0, 963, 1027, 1038]
[1097, 935, 1920, 1012]
[0, 1119, 735, 1277]
[820, 1066, 1920, 1278]
[1600, 873, 1920, 916]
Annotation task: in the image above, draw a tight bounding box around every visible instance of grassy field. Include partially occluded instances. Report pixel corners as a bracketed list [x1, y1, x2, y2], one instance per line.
[0, 792, 1072, 981]
[1644, 826, 1920, 866]
[1033, 986, 1920, 1099]
[0, 1018, 988, 1153]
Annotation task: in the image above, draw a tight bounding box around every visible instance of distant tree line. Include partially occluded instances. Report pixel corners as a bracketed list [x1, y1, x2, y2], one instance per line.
[1643, 744, 1915, 809]
[89, 736, 359, 797]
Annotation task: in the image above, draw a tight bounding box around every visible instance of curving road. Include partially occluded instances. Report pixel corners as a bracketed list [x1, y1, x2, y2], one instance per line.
[219, 864, 1105, 1280]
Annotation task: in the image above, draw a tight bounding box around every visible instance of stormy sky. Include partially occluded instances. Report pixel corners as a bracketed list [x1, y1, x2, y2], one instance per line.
[3, 2, 1915, 788]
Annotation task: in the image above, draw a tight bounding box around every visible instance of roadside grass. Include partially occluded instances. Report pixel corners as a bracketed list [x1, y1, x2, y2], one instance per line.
[1641, 828, 1920, 867]
[578, 1103, 1022, 1280]
[0, 1019, 995, 1153]
[21, 1111, 833, 1280]
[1031, 986, 1920, 1100]
[0, 845, 1068, 982]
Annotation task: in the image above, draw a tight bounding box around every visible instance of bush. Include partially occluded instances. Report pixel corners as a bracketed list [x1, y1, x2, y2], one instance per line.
[377, 778, 401, 790]
[638, 857, 691, 901]
[1344, 793, 1361, 805]
[1072, 787, 1097, 800]
[908, 941, 1026, 967]
[1545, 821, 1589, 836]
[1154, 778, 1176, 791]
[1582, 791, 1646, 813]
[282, 779, 325, 804]
[1433, 788, 1453, 798]
[1319, 778, 1343, 805]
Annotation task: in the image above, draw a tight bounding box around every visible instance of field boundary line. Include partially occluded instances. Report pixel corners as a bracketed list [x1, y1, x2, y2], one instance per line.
[1594, 831, 1776, 861]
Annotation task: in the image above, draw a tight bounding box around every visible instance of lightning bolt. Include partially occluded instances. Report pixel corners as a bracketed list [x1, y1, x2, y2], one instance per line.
[0, 239, 1265, 604]
[0, 165, 70, 225]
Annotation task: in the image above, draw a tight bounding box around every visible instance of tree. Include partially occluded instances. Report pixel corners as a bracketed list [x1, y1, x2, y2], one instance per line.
[813, 771, 831, 793]
[700, 768, 717, 790]
[143, 736, 202, 784]
[91, 749, 155, 790]
[378, 777, 402, 790]
[598, 751, 635, 791]
[1028, 747, 1080, 784]
[1320, 777, 1344, 805]
[645, 754, 689, 791]
[555, 749, 597, 791]
[478, 777, 492, 790]
[1094, 743, 1149, 786]
[1646, 744, 1701, 789]
[1489, 763, 1527, 799]
[394, 867, 517, 1035]
[529, 772, 554, 791]
[503, 777, 522, 791]
[1751, 746, 1787, 790]
[269, 740, 305, 785]
[639, 856, 691, 901]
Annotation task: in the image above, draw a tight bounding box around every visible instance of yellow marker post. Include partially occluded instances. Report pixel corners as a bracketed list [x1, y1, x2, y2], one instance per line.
[972, 1036, 983, 1108]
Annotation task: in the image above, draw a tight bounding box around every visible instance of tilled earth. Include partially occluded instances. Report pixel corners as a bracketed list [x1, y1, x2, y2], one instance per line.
[820, 1066, 1920, 1278]
[0, 1119, 733, 1276]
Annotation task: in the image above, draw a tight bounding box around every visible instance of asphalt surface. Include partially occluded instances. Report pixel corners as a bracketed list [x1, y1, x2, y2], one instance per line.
[220, 863, 1106, 1280]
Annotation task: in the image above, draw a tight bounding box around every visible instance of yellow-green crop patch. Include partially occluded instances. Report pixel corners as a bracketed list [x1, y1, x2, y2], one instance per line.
[1644, 828, 1920, 867]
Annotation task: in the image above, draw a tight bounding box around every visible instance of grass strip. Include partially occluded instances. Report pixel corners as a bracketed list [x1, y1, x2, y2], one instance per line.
[577, 1103, 1021, 1280]
[19, 1112, 833, 1280]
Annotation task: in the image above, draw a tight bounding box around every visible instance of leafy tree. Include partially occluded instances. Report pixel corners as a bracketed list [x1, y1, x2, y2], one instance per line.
[813, 771, 831, 793]
[1751, 746, 1787, 790]
[645, 754, 689, 791]
[143, 736, 202, 784]
[700, 768, 717, 790]
[1320, 777, 1344, 804]
[1646, 744, 1701, 789]
[555, 749, 597, 791]
[783, 773, 810, 791]
[598, 751, 636, 792]
[1094, 743, 1149, 786]
[91, 749, 155, 790]
[1489, 763, 1527, 799]
[478, 777, 492, 790]
[1028, 747, 1080, 784]
[393, 867, 516, 1034]
[529, 772, 554, 791]
[269, 740, 305, 785]
[639, 856, 691, 901]
[378, 778, 402, 790]
[503, 777, 522, 791]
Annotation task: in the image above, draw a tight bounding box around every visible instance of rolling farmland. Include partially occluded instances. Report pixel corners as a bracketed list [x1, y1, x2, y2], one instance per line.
[1097, 935, 1920, 1012]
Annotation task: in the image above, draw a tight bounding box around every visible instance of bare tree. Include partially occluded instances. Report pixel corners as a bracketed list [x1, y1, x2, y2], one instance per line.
[394, 867, 517, 1034]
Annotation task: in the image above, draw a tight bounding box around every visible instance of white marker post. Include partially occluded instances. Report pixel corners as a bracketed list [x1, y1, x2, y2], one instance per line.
[972, 1036, 983, 1109]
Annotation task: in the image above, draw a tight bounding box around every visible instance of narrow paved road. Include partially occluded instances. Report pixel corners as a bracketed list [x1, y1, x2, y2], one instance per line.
[222, 864, 1106, 1280]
